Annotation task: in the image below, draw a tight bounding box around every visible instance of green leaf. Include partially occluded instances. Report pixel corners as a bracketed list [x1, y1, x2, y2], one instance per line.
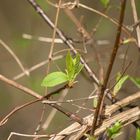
[66, 51, 74, 74]
[129, 77, 140, 88]
[66, 52, 83, 82]
[113, 73, 128, 96]
[41, 72, 68, 87]
[136, 128, 140, 140]
[72, 53, 83, 80]
[66, 51, 75, 81]
[74, 53, 83, 75]
[75, 64, 84, 76]
[93, 97, 98, 108]
[84, 134, 96, 140]
[100, 0, 110, 7]
[107, 121, 122, 139]
[121, 38, 136, 45]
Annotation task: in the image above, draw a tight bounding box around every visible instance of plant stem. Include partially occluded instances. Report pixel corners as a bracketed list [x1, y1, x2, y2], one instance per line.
[90, 0, 127, 135]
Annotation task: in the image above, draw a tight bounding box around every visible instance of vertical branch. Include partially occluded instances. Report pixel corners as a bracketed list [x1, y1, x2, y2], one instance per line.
[130, 0, 140, 49]
[34, 0, 62, 134]
[90, 0, 127, 135]
[0, 39, 28, 76]
[47, 0, 62, 73]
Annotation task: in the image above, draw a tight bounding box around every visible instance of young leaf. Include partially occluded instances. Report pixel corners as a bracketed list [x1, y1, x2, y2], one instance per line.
[136, 128, 140, 140]
[75, 64, 84, 77]
[93, 97, 98, 108]
[113, 73, 128, 96]
[121, 38, 136, 45]
[100, 0, 110, 7]
[66, 51, 74, 74]
[41, 72, 68, 87]
[129, 77, 140, 88]
[107, 121, 122, 139]
[74, 53, 83, 76]
[84, 134, 96, 140]
[66, 52, 83, 82]
[66, 51, 75, 81]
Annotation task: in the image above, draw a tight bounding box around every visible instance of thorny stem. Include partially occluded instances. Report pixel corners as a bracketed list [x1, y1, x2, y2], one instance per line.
[90, 0, 127, 135]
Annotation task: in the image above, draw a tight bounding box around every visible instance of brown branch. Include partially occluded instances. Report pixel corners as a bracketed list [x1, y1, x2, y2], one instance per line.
[7, 128, 80, 140]
[130, 0, 140, 49]
[0, 74, 42, 99]
[0, 99, 41, 126]
[48, 103, 85, 125]
[49, 90, 140, 139]
[44, 84, 68, 99]
[105, 91, 140, 115]
[78, 3, 130, 36]
[49, 107, 140, 140]
[91, 0, 127, 135]
[0, 39, 28, 76]
[0, 74, 84, 126]
[46, 0, 62, 76]
[13, 55, 63, 80]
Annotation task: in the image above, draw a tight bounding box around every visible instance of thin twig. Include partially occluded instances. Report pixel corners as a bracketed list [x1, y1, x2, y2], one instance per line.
[130, 0, 140, 49]
[34, 104, 46, 134]
[22, 33, 63, 43]
[13, 55, 63, 80]
[38, 2, 62, 132]
[46, 0, 62, 74]
[0, 74, 42, 99]
[0, 39, 28, 76]
[48, 103, 85, 125]
[42, 88, 69, 130]
[78, 3, 129, 36]
[0, 99, 41, 126]
[44, 84, 68, 99]
[46, 1, 130, 36]
[91, 0, 127, 135]
[7, 132, 52, 140]
[55, 95, 98, 104]
[7, 128, 81, 140]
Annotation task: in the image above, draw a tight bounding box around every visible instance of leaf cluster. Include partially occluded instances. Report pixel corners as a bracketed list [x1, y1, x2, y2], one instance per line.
[41, 52, 83, 88]
[107, 121, 122, 139]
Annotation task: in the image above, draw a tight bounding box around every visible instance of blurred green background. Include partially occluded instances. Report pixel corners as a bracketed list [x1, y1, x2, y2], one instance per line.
[0, 0, 140, 139]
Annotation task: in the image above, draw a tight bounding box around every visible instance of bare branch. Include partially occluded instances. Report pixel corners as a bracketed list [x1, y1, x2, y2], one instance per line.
[0, 74, 42, 99]
[130, 0, 140, 49]
[0, 39, 28, 76]
[13, 55, 63, 80]
[91, 0, 127, 134]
